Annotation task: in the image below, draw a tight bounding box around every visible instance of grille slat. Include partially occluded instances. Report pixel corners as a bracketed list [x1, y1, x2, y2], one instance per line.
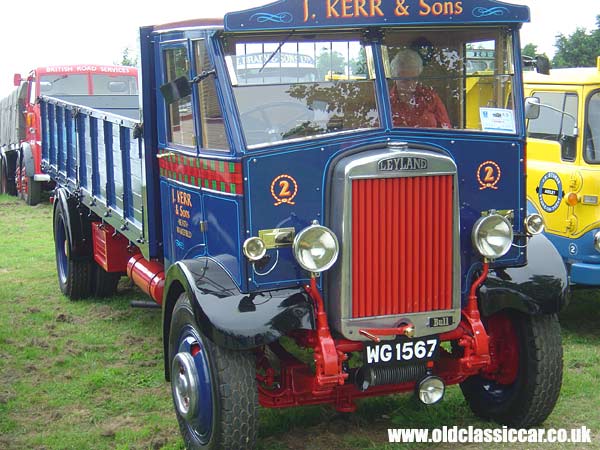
[351, 175, 453, 318]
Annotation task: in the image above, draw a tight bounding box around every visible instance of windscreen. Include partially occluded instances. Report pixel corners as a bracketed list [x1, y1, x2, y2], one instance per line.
[39, 74, 88, 96]
[92, 75, 138, 95]
[383, 28, 516, 132]
[224, 32, 379, 147]
[39, 73, 138, 96]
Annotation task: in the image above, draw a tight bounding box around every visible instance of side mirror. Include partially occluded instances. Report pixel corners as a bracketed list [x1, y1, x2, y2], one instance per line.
[159, 76, 192, 104]
[13, 73, 22, 86]
[525, 97, 541, 120]
[535, 56, 551, 75]
[159, 70, 216, 104]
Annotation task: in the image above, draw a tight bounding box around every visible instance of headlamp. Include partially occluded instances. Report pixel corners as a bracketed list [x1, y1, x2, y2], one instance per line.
[524, 213, 545, 235]
[293, 224, 339, 273]
[243, 237, 267, 261]
[472, 214, 513, 260]
[594, 231, 600, 253]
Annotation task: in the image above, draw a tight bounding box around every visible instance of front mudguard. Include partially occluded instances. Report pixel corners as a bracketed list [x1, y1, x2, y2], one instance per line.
[21, 142, 36, 177]
[162, 258, 315, 380]
[479, 233, 570, 317]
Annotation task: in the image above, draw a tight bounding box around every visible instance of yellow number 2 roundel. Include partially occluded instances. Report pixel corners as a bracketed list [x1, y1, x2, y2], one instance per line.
[477, 161, 502, 191]
[271, 174, 299, 206]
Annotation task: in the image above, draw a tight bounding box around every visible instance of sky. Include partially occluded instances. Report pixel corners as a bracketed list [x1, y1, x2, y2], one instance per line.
[0, 0, 598, 99]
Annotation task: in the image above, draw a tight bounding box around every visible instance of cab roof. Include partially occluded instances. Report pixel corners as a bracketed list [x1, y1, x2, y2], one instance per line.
[524, 67, 600, 86]
[151, 18, 224, 33]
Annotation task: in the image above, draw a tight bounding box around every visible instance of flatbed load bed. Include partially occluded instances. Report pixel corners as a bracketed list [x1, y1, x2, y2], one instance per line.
[40, 95, 147, 256]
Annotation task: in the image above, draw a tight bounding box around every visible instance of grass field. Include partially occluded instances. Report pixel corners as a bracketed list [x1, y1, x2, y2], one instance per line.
[0, 193, 599, 449]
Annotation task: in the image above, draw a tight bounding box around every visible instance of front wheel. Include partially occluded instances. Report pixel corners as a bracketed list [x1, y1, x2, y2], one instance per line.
[24, 176, 42, 206]
[460, 311, 562, 428]
[168, 293, 258, 450]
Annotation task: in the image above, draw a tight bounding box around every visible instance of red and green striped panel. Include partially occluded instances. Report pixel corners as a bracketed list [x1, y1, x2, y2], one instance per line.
[158, 152, 243, 195]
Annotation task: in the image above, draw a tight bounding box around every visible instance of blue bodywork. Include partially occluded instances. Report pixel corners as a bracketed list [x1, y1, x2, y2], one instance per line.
[141, 1, 530, 307]
[527, 199, 600, 285]
[547, 229, 600, 285]
[36, 0, 572, 356]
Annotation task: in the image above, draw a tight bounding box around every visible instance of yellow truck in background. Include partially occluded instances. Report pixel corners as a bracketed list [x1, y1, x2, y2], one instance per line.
[525, 58, 600, 286]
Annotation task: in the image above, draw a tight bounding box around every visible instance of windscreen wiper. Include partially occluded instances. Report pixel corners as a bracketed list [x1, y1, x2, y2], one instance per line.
[259, 31, 295, 73]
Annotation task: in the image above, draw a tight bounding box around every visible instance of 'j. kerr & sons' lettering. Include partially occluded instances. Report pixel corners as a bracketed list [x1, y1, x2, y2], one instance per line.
[304, 0, 463, 21]
[324, 0, 384, 19]
[419, 0, 463, 16]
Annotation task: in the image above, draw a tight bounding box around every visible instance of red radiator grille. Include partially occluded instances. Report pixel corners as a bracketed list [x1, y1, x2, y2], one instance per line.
[351, 175, 453, 318]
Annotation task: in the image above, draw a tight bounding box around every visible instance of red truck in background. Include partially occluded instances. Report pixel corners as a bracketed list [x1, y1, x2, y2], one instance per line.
[0, 65, 138, 204]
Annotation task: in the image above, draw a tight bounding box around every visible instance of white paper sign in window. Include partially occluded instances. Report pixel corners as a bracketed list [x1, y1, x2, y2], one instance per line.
[480, 108, 516, 134]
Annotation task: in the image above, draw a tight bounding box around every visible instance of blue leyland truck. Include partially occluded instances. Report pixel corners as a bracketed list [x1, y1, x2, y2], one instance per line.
[41, 1, 569, 448]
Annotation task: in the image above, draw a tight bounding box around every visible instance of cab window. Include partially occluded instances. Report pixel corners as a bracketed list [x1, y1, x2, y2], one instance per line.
[194, 40, 229, 151]
[163, 47, 194, 147]
[382, 28, 516, 133]
[29, 79, 37, 105]
[527, 91, 578, 161]
[585, 92, 600, 164]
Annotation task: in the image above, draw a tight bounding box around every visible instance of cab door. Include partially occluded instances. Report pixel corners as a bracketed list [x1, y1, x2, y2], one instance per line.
[526, 89, 579, 235]
[157, 38, 207, 264]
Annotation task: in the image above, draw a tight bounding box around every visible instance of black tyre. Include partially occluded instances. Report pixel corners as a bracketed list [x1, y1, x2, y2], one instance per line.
[91, 263, 121, 297]
[168, 293, 258, 450]
[25, 177, 42, 206]
[53, 205, 92, 299]
[460, 311, 562, 428]
[18, 155, 41, 205]
[1, 156, 17, 196]
[0, 158, 6, 195]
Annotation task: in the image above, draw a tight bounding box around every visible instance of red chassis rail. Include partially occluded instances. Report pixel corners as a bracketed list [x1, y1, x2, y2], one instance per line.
[258, 264, 500, 411]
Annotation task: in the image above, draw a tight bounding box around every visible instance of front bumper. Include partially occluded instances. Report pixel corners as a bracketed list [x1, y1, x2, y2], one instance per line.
[570, 262, 600, 286]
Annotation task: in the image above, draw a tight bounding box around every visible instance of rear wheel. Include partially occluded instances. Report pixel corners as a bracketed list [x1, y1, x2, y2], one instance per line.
[0, 158, 6, 194]
[460, 311, 562, 427]
[1, 155, 17, 196]
[168, 293, 258, 450]
[53, 205, 92, 299]
[91, 263, 121, 297]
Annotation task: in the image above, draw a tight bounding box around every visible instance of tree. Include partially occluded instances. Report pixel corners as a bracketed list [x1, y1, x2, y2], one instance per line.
[350, 47, 368, 76]
[118, 47, 138, 67]
[316, 49, 346, 78]
[522, 43, 538, 59]
[552, 15, 600, 68]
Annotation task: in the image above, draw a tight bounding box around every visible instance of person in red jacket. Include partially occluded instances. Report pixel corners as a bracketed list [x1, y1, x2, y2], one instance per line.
[389, 49, 451, 129]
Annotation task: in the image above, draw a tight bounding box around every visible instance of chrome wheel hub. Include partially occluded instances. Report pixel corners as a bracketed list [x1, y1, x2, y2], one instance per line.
[172, 352, 200, 420]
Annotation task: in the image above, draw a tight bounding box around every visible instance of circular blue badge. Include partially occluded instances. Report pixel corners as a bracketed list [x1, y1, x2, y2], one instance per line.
[537, 172, 563, 213]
